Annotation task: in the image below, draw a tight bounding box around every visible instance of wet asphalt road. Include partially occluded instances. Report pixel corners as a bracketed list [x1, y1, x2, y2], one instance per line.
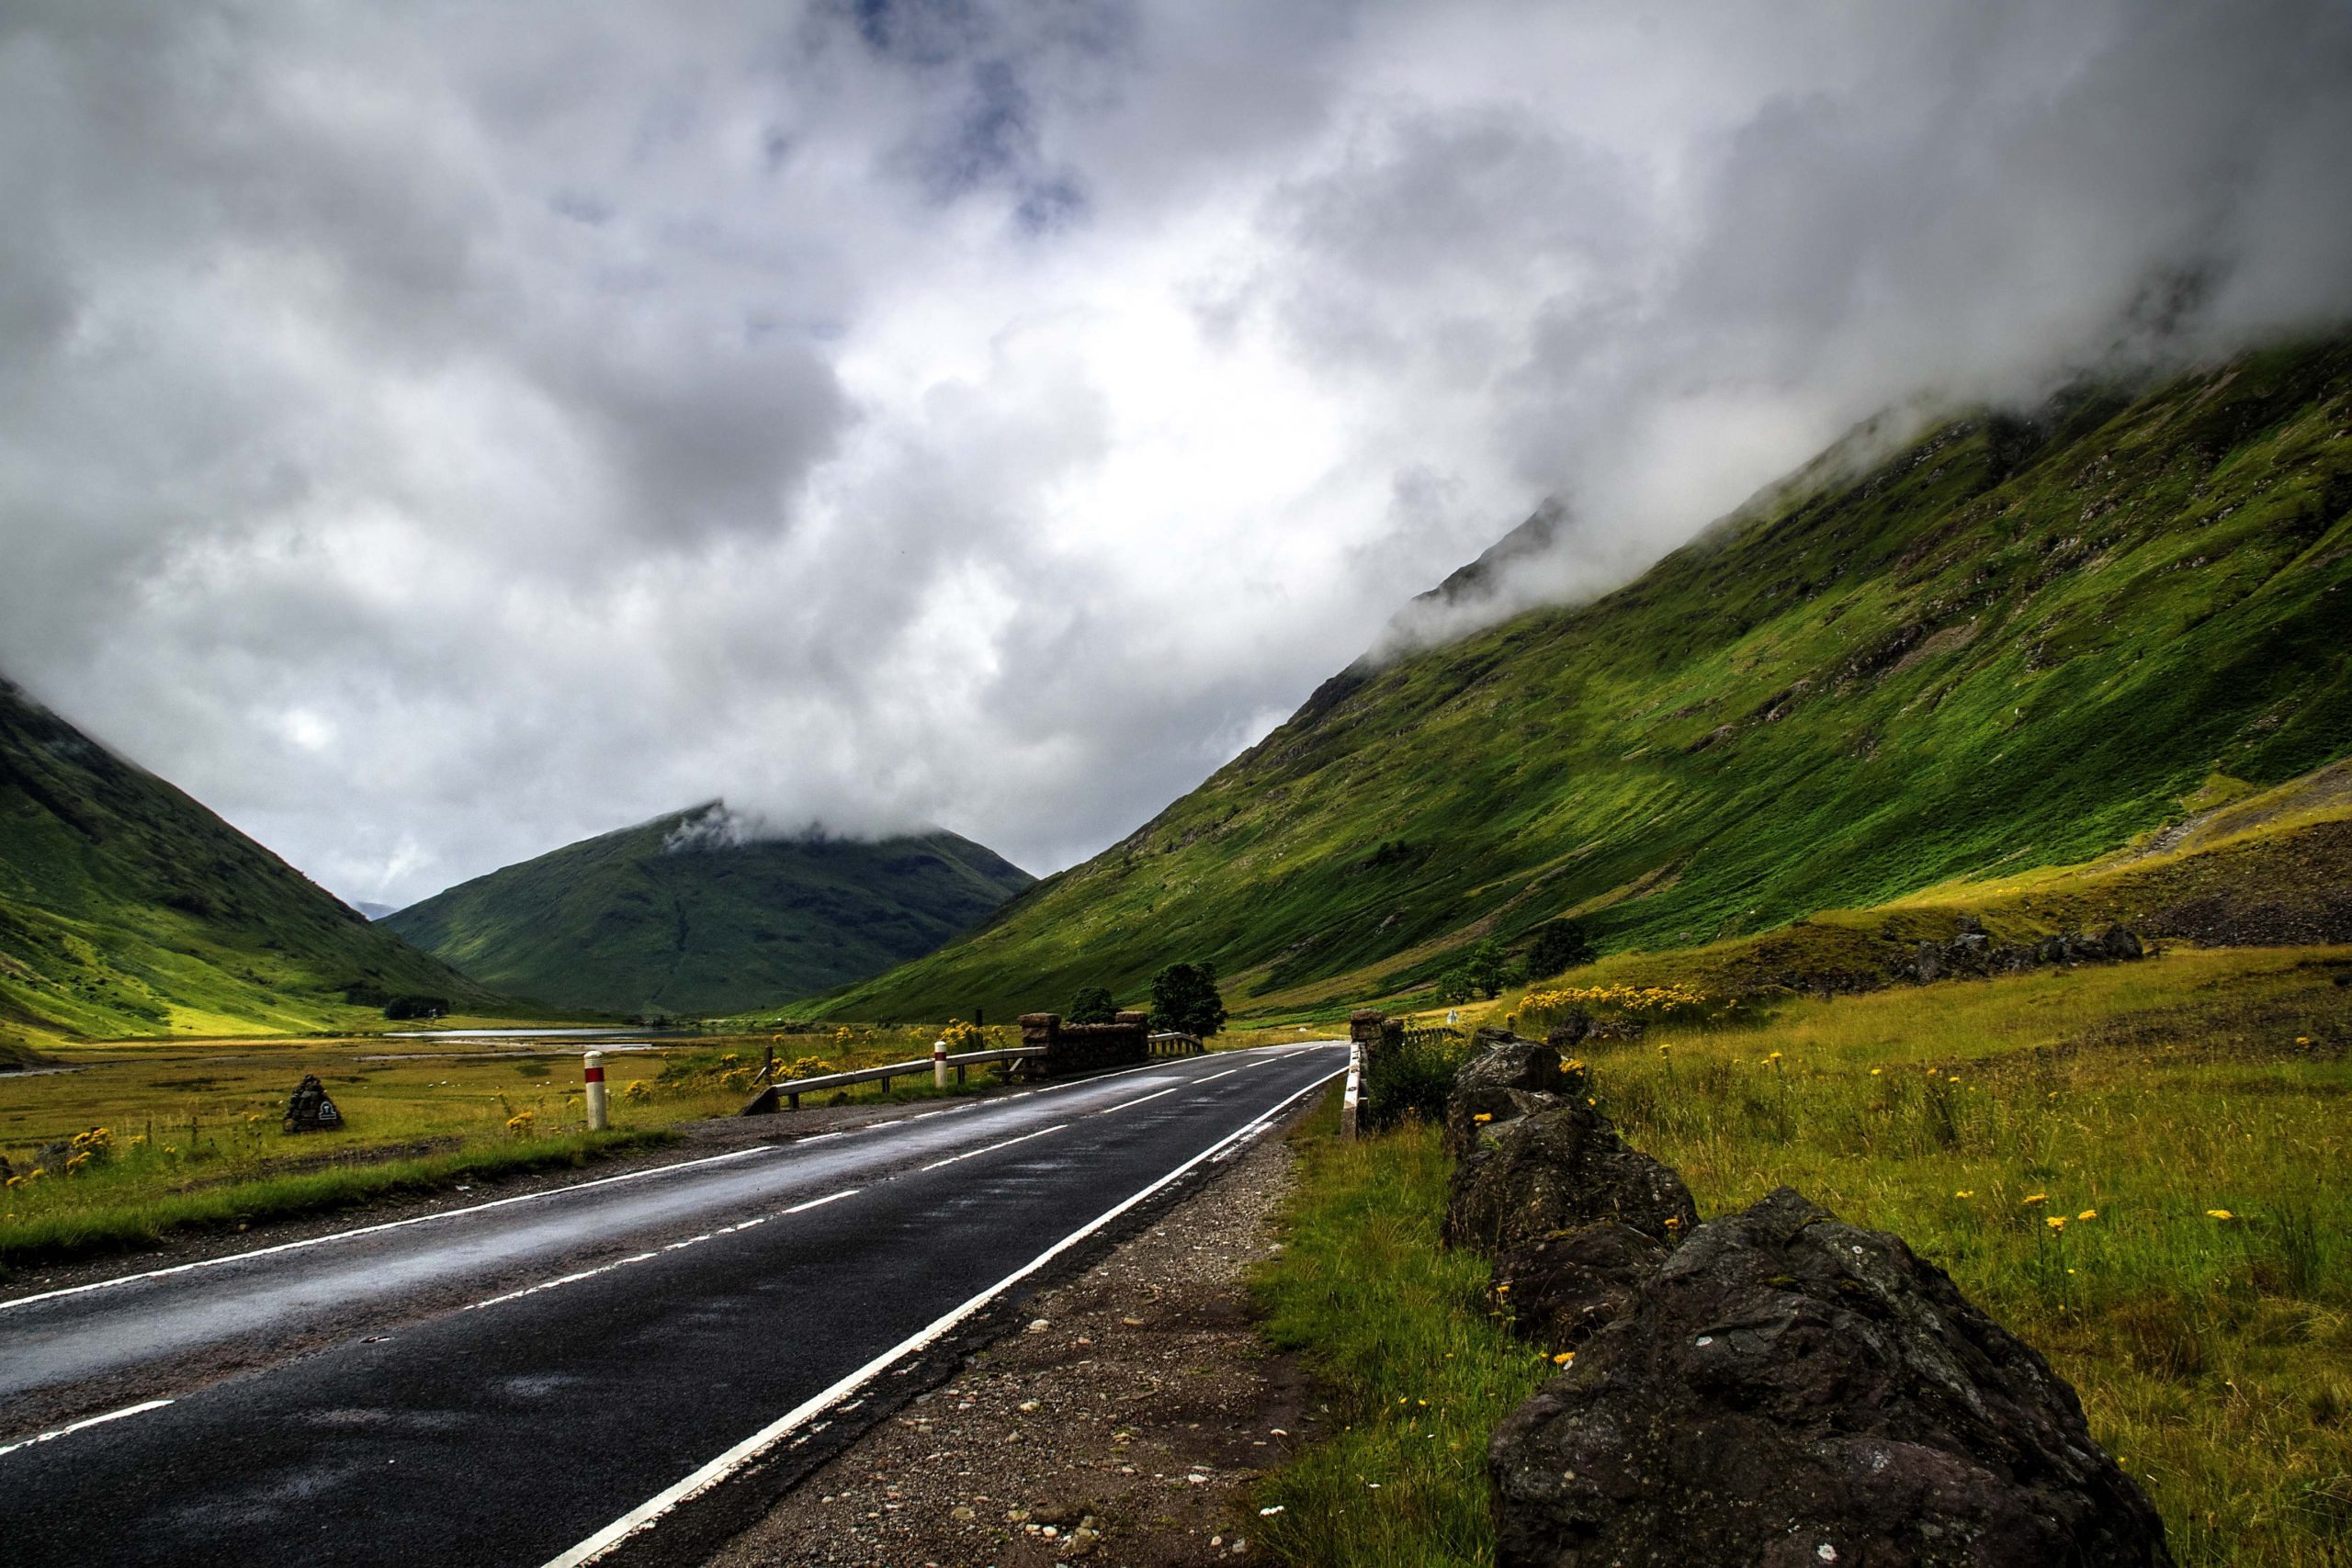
[0, 1043, 1348, 1568]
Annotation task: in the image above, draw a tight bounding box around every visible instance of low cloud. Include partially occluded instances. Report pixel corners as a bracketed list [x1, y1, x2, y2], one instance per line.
[1, 0, 2346, 906]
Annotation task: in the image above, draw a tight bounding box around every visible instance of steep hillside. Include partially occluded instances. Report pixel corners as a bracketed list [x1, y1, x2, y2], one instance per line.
[822, 338, 2352, 1021]
[384, 805, 1035, 1016]
[0, 678, 504, 1054]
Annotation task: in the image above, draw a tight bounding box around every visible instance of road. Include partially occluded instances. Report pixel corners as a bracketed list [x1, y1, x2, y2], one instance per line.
[0, 1041, 1349, 1568]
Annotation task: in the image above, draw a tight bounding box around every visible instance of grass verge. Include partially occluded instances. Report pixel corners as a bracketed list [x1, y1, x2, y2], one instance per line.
[0, 1127, 669, 1271]
[1250, 1090, 1548, 1566]
[1252, 948, 2352, 1566]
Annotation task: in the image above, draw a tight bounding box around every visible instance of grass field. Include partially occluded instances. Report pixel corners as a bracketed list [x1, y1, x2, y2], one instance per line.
[1255, 944, 2352, 1566]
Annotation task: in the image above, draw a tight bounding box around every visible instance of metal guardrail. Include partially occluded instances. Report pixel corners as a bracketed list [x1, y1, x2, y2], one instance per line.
[740, 1046, 1046, 1114]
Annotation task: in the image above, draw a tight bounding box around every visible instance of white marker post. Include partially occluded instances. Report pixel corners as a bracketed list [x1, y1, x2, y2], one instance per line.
[933, 1037, 950, 1090]
[583, 1050, 609, 1131]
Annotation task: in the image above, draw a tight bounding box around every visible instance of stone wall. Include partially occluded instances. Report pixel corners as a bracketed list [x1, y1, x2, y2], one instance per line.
[1019, 1010, 1150, 1075]
[1442, 1030, 2175, 1567]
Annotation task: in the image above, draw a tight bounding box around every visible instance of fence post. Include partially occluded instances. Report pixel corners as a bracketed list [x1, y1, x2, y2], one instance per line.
[583, 1050, 608, 1131]
[933, 1037, 949, 1089]
[1340, 1039, 1363, 1140]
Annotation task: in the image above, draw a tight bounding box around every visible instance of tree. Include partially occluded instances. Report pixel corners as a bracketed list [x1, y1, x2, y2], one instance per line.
[1149, 962, 1227, 1038]
[1435, 967, 1476, 1006]
[1523, 919, 1594, 981]
[1463, 939, 1510, 1000]
[1065, 985, 1118, 1024]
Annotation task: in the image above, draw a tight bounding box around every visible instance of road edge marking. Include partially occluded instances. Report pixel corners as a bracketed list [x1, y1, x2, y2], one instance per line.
[0, 1399, 175, 1460]
[538, 1059, 1346, 1568]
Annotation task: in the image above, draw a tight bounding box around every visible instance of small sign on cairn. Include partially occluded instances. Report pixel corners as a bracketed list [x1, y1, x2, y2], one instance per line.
[284, 1073, 344, 1134]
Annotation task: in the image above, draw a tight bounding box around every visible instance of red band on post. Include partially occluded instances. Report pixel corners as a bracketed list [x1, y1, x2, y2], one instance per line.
[584, 1066, 605, 1082]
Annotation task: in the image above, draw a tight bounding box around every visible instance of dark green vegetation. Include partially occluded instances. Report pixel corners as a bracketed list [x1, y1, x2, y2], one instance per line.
[1148, 960, 1227, 1037]
[0, 678, 501, 1053]
[1063, 985, 1117, 1023]
[386, 803, 1033, 1016]
[820, 340, 2352, 1021]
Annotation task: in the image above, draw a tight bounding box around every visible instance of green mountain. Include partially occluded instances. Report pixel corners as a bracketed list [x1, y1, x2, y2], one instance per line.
[818, 337, 2352, 1022]
[0, 678, 503, 1057]
[383, 805, 1035, 1017]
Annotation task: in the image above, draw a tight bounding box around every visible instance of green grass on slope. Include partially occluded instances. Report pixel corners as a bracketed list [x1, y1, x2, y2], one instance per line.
[823, 340, 2352, 1022]
[0, 678, 506, 1049]
[383, 804, 1035, 1016]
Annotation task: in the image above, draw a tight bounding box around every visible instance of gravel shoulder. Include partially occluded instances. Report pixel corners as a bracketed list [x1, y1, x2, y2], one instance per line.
[705, 1119, 1327, 1568]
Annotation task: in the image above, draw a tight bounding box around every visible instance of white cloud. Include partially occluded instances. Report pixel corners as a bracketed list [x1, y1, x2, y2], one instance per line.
[2, 0, 2347, 906]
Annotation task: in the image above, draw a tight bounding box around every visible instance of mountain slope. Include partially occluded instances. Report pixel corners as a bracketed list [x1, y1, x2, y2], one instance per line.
[383, 805, 1035, 1016]
[820, 338, 2352, 1021]
[0, 678, 503, 1055]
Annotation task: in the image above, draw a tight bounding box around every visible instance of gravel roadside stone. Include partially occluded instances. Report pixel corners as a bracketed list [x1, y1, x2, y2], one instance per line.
[706, 1128, 1322, 1568]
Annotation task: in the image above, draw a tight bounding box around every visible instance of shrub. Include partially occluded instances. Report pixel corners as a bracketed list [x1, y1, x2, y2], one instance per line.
[1522, 919, 1594, 980]
[1363, 1028, 1473, 1131]
[1064, 986, 1118, 1024]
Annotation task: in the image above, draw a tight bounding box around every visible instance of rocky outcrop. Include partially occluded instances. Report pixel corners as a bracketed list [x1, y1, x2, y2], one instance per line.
[1444, 1096, 1696, 1252]
[1490, 1222, 1669, 1355]
[1903, 919, 2144, 984]
[1488, 1188, 2174, 1568]
[1441, 1029, 1584, 1161]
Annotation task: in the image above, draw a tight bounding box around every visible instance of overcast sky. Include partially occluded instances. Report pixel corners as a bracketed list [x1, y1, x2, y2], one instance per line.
[5, 1, 2349, 908]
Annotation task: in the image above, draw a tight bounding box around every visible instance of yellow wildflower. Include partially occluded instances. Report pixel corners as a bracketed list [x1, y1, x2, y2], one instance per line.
[2077, 1210, 2098, 1222]
[1954, 1190, 1975, 1199]
[2020, 1193, 2047, 1204]
[1870, 1067, 1883, 1077]
[1552, 1351, 1576, 1365]
[1473, 1112, 1494, 1123]
[2207, 1209, 2236, 1221]
[2045, 1216, 2066, 1231]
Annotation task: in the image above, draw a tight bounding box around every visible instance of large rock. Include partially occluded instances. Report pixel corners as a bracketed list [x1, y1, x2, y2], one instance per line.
[1490, 1188, 2173, 1568]
[1491, 1222, 1669, 1354]
[1444, 1099, 1696, 1253]
[1442, 1030, 1587, 1161]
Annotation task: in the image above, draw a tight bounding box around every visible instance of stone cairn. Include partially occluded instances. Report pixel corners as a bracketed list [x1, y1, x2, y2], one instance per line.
[1442, 1029, 2173, 1567]
[283, 1073, 344, 1134]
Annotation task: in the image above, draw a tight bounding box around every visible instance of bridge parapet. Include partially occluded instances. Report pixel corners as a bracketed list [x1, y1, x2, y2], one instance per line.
[1019, 1010, 1152, 1074]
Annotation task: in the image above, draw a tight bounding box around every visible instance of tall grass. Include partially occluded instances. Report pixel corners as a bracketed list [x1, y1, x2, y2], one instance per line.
[1251, 1097, 1549, 1567]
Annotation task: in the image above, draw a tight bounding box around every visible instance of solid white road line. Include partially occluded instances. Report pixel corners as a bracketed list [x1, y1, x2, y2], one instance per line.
[539, 1066, 1346, 1568]
[0, 1399, 175, 1460]
[0, 1043, 1341, 1315]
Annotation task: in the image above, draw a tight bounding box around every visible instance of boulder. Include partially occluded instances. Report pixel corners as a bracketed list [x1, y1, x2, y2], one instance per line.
[1544, 1013, 1594, 1050]
[1444, 1099, 1696, 1253]
[2092, 924, 2144, 962]
[1491, 1222, 1669, 1354]
[1489, 1188, 2173, 1568]
[1442, 1031, 1588, 1160]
